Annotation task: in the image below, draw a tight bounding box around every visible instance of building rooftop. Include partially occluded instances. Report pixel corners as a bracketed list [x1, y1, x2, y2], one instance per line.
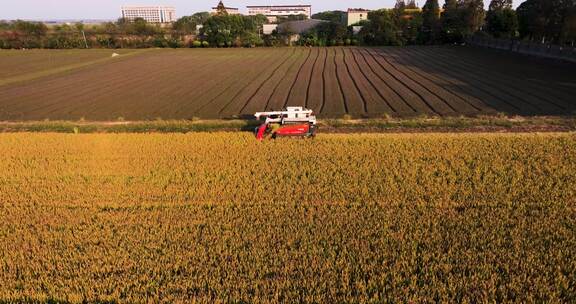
[121, 5, 175, 9]
[247, 5, 311, 8]
[348, 8, 371, 13]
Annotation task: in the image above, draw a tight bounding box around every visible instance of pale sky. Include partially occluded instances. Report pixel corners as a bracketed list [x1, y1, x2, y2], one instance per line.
[2, 0, 522, 20]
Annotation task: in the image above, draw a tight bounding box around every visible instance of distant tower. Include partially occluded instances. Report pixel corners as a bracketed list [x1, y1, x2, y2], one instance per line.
[215, 1, 229, 16]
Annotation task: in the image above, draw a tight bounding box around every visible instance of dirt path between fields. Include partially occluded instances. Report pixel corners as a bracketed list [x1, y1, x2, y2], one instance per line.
[0, 117, 574, 133]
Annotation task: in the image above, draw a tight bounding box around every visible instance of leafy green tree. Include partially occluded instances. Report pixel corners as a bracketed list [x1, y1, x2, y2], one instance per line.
[311, 11, 346, 24]
[486, 0, 518, 38]
[460, 0, 486, 34]
[406, 0, 419, 9]
[96, 22, 119, 35]
[202, 14, 267, 47]
[395, 0, 407, 11]
[241, 32, 264, 47]
[75, 22, 85, 32]
[115, 17, 159, 36]
[173, 16, 198, 34]
[441, 0, 460, 42]
[358, 9, 401, 45]
[300, 21, 348, 46]
[421, 0, 441, 43]
[517, 0, 575, 44]
[562, 3, 576, 44]
[132, 18, 154, 35]
[440, 0, 485, 42]
[12, 20, 48, 36]
[174, 12, 212, 35]
[0, 21, 10, 31]
[262, 28, 285, 46]
[392, 7, 423, 45]
[394, 0, 406, 11]
[192, 12, 212, 24]
[489, 0, 512, 10]
[444, 0, 459, 11]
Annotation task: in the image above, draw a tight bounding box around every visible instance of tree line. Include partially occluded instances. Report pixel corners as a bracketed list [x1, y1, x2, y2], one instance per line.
[0, 0, 574, 49]
[355, 0, 575, 46]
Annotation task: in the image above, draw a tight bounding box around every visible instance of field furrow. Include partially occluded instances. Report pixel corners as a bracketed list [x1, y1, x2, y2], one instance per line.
[398, 47, 523, 115]
[371, 48, 459, 115]
[383, 48, 494, 115]
[342, 48, 393, 115]
[286, 48, 318, 108]
[174, 50, 279, 117]
[359, 49, 437, 115]
[221, 49, 296, 117]
[0, 49, 139, 86]
[5, 59, 183, 120]
[114, 51, 257, 120]
[266, 48, 312, 111]
[239, 49, 298, 116]
[144, 50, 257, 117]
[442, 46, 576, 99]
[408, 47, 540, 115]
[307, 47, 326, 114]
[427, 47, 568, 113]
[0, 54, 166, 116]
[194, 50, 284, 118]
[419, 48, 545, 113]
[56, 51, 225, 120]
[351, 48, 416, 115]
[321, 48, 346, 116]
[335, 48, 366, 115]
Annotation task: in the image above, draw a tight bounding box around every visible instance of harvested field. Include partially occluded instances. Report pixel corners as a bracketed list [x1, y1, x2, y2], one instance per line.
[0, 46, 574, 121]
[0, 49, 137, 85]
[0, 132, 575, 302]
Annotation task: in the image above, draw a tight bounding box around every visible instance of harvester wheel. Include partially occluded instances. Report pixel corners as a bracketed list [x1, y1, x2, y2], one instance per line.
[310, 125, 317, 138]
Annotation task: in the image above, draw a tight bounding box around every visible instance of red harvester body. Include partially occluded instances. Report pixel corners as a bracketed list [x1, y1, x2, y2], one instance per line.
[254, 107, 317, 141]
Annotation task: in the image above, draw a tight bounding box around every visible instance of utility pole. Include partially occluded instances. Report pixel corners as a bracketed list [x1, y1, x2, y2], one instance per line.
[81, 30, 89, 48]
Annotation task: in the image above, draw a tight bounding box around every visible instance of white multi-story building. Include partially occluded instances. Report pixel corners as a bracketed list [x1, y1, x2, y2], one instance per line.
[121, 6, 176, 23]
[347, 8, 370, 26]
[247, 5, 311, 23]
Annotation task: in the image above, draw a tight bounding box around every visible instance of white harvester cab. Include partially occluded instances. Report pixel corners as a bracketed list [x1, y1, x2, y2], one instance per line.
[255, 107, 317, 125]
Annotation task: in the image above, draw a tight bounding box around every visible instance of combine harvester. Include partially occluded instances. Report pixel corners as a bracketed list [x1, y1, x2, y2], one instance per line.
[254, 107, 317, 140]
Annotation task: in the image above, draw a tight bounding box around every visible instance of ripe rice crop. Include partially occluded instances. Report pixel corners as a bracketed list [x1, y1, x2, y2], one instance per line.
[0, 132, 575, 302]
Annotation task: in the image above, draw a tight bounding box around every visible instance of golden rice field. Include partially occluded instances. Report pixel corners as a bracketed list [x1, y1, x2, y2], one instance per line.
[0, 132, 575, 302]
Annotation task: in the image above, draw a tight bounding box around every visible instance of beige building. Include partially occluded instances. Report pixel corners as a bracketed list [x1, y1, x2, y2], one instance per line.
[263, 24, 279, 35]
[121, 6, 176, 23]
[347, 8, 370, 26]
[247, 5, 311, 23]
